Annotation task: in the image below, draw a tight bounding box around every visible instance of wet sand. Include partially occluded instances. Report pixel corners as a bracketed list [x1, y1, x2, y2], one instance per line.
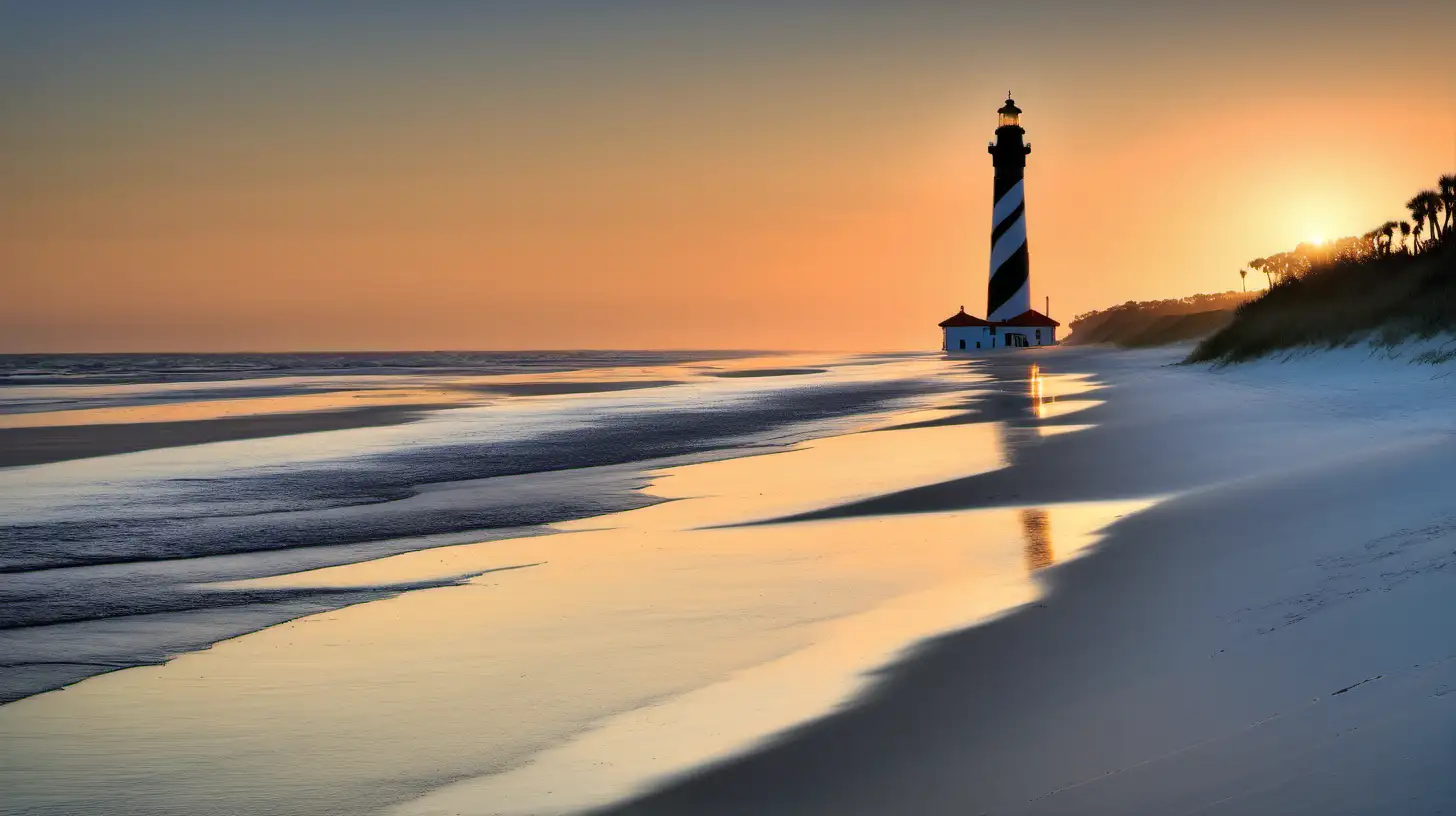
[0, 379, 681, 467]
[595, 346, 1456, 816]
[0, 352, 843, 470]
[708, 368, 829, 378]
[463, 379, 681, 396]
[0, 354, 856, 469]
[0, 403, 455, 468]
[603, 446, 1456, 816]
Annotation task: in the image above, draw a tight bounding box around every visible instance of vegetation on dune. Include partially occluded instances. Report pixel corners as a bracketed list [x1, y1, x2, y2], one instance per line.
[1188, 173, 1456, 364]
[1067, 291, 1253, 347]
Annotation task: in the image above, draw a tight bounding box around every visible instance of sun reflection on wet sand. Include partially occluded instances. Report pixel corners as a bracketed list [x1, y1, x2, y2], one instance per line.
[1022, 508, 1054, 571]
[1026, 364, 1103, 421]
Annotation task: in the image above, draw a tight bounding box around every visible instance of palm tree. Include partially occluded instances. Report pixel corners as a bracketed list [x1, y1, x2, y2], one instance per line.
[1415, 191, 1444, 243]
[1426, 194, 1442, 243]
[1399, 220, 1412, 253]
[1426, 191, 1446, 242]
[1377, 221, 1398, 255]
[1239, 267, 1247, 292]
[1407, 192, 1439, 252]
[1439, 174, 1455, 237]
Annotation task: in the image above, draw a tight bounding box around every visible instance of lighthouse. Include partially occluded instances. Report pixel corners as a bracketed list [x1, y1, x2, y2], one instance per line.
[937, 95, 1059, 352]
[987, 95, 1032, 321]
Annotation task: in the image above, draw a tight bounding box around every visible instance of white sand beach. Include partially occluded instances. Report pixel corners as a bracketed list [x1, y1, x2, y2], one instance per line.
[591, 344, 1456, 816]
[1, 345, 1452, 815]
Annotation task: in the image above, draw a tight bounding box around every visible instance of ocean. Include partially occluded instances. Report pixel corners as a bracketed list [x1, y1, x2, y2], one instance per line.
[0, 351, 964, 704]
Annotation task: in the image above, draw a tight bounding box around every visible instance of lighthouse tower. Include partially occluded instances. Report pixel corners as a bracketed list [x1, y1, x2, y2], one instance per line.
[936, 95, 1059, 352]
[986, 95, 1032, 321]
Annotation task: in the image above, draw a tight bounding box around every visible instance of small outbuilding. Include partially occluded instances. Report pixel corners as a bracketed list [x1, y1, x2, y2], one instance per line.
[939, 307, 993, 352]
[995, 308, 1060, 348]
[939, 307, 1059, 352]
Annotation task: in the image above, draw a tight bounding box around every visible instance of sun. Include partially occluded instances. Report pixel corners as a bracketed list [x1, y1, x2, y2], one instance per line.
[1307, 234, 1326, 246]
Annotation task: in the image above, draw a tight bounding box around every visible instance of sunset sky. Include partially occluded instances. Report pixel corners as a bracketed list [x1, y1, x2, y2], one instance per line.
[4, 1, 1454, 352]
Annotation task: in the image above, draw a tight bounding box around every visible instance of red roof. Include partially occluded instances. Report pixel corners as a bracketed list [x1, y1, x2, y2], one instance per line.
[995, 309, 1060, 328]
[938, 309, 993, 327]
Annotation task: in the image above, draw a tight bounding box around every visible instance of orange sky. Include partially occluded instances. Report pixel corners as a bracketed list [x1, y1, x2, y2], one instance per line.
[3, 3, 1454, 351]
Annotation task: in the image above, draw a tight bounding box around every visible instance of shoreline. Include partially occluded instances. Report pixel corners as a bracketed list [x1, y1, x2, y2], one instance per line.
[0, 377, 695, 468]
[0, 353, 1044, 815]
[2, 347, 1452, 815]
[0, 353, 956, 716]
[590, 347, 1456, 815]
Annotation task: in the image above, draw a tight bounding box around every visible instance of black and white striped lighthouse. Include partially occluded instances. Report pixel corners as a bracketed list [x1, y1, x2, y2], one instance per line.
[938, 95, 1059, 352]
[986, 95, 1032, 321]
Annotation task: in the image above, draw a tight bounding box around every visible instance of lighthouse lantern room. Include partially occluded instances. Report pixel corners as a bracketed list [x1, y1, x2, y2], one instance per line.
[996, 97, 1022, 128]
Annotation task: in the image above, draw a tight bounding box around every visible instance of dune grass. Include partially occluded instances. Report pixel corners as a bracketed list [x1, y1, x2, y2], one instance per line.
[1186, 243, 1456, 364]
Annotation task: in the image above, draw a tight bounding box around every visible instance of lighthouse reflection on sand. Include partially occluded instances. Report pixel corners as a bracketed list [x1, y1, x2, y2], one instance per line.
[1013, 364, 1091, 572]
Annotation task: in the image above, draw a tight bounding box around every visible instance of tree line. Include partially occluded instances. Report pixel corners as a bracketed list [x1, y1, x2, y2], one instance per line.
[1070, 291, 1252, 328]
[1240, 173, 1455, 289]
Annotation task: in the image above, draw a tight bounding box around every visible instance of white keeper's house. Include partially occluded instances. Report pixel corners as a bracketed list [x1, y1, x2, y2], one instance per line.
[940, 94, 1060, 353]
[939, 306, 1059, 351]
